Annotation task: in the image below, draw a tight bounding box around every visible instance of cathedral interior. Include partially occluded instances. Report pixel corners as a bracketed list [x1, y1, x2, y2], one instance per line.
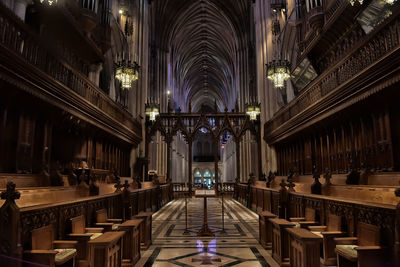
[0, 0, 400, 266]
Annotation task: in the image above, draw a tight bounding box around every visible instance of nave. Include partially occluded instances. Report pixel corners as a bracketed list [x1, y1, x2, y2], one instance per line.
[137, 198, 278, 267]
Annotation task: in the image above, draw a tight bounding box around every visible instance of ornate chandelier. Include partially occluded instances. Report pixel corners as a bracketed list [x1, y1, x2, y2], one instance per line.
[266, 60, 291, 89]
[245, 102, 261, 121]
[115, 60, 139, 89]
[40, 0, 57, 5]
[145, 103, 160, 122]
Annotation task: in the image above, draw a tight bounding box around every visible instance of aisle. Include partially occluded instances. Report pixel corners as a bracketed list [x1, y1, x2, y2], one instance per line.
[135, 197, 279, 267]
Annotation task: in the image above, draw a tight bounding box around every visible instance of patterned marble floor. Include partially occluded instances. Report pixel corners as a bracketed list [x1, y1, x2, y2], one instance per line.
[135, 197, 279, 267]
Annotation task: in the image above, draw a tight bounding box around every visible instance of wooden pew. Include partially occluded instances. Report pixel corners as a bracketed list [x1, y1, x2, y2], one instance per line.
[308, 213, 346, 265]
[259, 211, 277, 249]
[88, 231, 125, 267]
[118, 219, 143, 266]
[133, 212, 153, 250]
[68, 215, 104, 267]
[24, 225, 78, 267]
[95, 208, 123, 231]
[335, 222, 388, 267]
[287, 227, 322, 267]
[270, 218, 296, 266]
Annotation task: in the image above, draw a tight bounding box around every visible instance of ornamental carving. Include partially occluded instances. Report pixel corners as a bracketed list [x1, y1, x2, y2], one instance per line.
[356, 205, 395, 230]
[327, 200, 353, 218]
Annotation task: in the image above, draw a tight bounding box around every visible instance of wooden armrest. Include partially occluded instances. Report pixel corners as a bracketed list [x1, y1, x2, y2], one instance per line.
[308, 226, 327, 231]
[335, 237, 358, 245]
[24, 250, 58, 255]
[355, 246, 383, 251]
[290, 217, 305, 222]
[321, 231, 345, 236]
[85, 227, 104, 233]
[298, 221, 318, 226]
[68, 233, 92, 241]
[107, 219, 123, 223]
[96, 222, 114, 227]
[53, 240, 78, 249]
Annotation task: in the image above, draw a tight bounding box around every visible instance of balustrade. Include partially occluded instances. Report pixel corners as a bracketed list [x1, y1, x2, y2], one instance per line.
[0, 4, 140, 138]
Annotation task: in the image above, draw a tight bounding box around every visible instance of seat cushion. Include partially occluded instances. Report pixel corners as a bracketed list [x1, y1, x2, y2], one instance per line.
[54, 248, 76, 265]
[112, 224, 120, 231]
[336, 245, 358, 261]
[90, 232, 103, 240]
[311, 231, 323, 238]
[293, 222, 301, 228]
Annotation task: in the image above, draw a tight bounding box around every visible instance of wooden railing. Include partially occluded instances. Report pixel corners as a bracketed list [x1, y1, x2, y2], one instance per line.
[265, 12, 400, 143]
[235, 183, 399, 252]
[0, 3, 141, 143]
[0, 182, 173, 263]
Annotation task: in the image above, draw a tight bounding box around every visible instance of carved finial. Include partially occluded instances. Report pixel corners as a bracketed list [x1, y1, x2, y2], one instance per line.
[395, 188, 400, 197]
[1, 182, 20, 203]
[287, 179, 295, 192]
[114, 180, 122, 192]
[214, 100, 218, 112]
[279, 179, 288, 190]
[122, 180, 130, 191]
[224, 107, 228, 112]
[267, 171, 275, 188]
[177, 107, 181, 113]
[188, 101, 192, 113]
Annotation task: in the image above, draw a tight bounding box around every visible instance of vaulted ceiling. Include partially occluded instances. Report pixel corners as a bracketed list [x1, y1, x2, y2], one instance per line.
[150, 0, 253, 112]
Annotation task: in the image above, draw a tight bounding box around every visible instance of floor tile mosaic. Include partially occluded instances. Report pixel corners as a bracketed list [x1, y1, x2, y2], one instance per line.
[135, 198, 279, 267]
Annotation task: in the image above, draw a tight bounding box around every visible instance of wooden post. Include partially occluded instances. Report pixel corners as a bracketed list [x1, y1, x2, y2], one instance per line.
[0, 182, 22, 266]
[188, 138, 193, 195]
[235, 138, 241, 182]
[144, 135, 150, 181]
[214, 139, 219, 194]
[166, 139, 171, 182]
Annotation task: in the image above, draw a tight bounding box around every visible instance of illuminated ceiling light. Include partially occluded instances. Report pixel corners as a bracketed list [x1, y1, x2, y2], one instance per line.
[383, 0, 396, 4]
[167, 90, 171, 95]
[40, 0, 57, 5]
[245, 102, 261, 121]
[349, 0, 363, 5]
[266, 60, 291, 88]
[115, 60, 140, 89]
[119, 9, 123, 14]
[145, 102, 160, 122]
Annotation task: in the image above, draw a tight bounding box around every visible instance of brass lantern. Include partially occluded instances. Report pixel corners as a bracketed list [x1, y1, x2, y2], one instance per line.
[115, 60, 140, 89]
[245, 102, 261, 121]
[145, 103, 160, 122]
[266, 60, 291, 89]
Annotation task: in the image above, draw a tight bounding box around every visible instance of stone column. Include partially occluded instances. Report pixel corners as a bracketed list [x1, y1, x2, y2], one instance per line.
[166, 139, 171, 182]
[13, 0, 29, 21]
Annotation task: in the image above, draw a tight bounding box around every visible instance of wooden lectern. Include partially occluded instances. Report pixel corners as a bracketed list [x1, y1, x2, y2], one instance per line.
[195, 189, 216, 237]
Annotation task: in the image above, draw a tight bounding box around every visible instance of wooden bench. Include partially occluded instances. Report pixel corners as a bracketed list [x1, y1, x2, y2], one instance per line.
[117, 219, 143, 266]
[133, 212, 152, 250]
[308, 213, 346, 265]
[24, 225, 78, 267]
[287, 227, 322, 267]
[88, 231, 125, 267]
[335, 222, 388, 267]
[68, 215, 104, 267]
[269, 218, 296, 266]
[259, 211, 277, 249]
[95, 208, 123, 231]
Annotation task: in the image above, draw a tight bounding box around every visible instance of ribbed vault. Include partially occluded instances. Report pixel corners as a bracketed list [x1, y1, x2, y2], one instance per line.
[151, 0, 252, 112]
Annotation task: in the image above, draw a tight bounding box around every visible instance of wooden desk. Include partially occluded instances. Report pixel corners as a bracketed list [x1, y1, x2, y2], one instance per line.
[118, 219, 142, 266]
[133, 212, 152, 250]
[259, 211, 277, 249]
[195, 189, 216, 237]
[286, 228, 322, 267]
[270, 218, 296, 266]
[88, 231, 125, 267]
